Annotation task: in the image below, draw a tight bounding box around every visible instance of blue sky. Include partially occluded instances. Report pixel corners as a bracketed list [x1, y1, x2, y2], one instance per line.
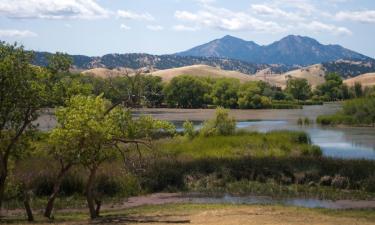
[0, 0, 375, 57]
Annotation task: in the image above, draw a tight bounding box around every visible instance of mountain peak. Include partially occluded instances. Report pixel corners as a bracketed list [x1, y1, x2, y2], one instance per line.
[176, 35, 371, 65]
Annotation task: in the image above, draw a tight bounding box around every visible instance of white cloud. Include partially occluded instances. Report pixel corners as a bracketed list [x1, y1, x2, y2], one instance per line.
[0, 29, 37, 37]
[303, 21, 352, 36]
[174, 6, 285, 33]
[251, 4, 304, 22]
[120, 24, 131, 30]
[147, 25, 163, 31]
[0, 0, 110, 19]
[336, 10, 375, 23]
[117, 10, 154, 21]
[173, 24, 199, 31]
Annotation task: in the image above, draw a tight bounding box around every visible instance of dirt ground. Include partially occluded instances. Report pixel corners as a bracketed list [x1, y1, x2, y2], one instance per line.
[50, 204, 374, 225]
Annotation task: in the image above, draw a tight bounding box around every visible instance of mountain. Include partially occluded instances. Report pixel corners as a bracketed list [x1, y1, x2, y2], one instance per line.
[33, 52, 291, 75]
[176, 35, 372, 66]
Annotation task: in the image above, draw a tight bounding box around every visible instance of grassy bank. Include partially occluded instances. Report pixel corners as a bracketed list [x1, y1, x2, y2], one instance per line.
[317, 97, 375, 126]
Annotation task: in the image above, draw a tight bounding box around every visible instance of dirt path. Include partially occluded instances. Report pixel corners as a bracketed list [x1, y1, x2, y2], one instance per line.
[120, 205, 375, 225]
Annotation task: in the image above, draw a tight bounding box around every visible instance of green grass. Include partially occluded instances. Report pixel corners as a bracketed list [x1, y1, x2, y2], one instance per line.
[157, 131, 321, 159]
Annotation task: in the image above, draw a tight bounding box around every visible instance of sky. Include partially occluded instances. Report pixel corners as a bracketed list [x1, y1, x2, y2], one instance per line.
[0, 0, 375, 57]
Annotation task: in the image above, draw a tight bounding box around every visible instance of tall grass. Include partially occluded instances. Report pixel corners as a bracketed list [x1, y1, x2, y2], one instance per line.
[157, 131, 320, 159]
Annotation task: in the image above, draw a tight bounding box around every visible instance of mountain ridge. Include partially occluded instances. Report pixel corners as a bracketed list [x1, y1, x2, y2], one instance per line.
[176, 35, 372, 66]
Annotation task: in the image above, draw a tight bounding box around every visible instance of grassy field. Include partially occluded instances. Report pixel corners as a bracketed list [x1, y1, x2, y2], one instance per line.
[2, 203, 374, 224]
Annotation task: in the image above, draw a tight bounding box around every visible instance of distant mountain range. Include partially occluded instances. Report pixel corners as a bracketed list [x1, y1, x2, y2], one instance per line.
[176, 35, 372, 66]
[33, 52, 290, 75]
[27, 35, 375, 78]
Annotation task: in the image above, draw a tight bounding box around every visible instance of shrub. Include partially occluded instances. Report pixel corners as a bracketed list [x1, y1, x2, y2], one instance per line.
[200, 107, 236, 136]
[183, 120, 195, 139]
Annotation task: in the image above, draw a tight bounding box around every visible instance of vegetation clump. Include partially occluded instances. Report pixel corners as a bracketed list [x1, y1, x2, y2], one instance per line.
[200, 108, 236, 137]
[317, 97, 375, 126]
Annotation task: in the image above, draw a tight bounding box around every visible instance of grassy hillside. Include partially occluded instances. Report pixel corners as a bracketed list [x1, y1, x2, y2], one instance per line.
[344, 73, 375, 87]
[149, 65, 259, 82]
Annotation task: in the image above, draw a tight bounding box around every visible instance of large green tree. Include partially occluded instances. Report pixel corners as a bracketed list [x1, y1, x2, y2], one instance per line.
[314, 73, 350, 101]
[238, 81, 272, 109]
[286, 78, 311, 101]
[47, 95, 174, 219]
[0, 43, 47, 213]
[211, 78, 240, 108]
[163, 75, 210, 108]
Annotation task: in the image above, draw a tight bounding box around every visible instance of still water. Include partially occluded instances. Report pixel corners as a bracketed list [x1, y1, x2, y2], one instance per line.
[164, 104, 375, 160]
[37, 103, 375, 160]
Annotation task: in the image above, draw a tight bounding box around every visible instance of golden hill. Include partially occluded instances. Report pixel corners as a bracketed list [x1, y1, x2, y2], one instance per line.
[80, 64, 332, 88]
[344, 73, 375, 87]
[256, 64, 326, 88]
[148, 65, 259, 82]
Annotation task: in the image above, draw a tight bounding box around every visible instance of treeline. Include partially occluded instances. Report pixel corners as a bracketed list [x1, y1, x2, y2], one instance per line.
[44, 62, 374, 110]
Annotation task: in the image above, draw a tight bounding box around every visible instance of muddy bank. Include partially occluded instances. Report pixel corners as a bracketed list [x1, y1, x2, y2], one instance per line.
[107, 193, 375, 210]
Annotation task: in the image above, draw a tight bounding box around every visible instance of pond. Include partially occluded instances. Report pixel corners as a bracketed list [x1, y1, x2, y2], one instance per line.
[135, 103, 375, 160]
[36, 103, 375, 160]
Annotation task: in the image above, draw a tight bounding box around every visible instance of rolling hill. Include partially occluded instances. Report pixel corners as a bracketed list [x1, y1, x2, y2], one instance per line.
[344, 73, 375, 87]
[148, 65, 259, 82]
[257, 64, 326, 88]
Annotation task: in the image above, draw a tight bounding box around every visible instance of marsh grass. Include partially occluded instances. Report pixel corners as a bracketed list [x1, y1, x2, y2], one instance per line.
[157, 131, 320, 158]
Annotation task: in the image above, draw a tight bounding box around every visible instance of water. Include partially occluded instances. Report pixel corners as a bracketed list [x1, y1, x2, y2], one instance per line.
[235, 120, 375, 160]
[165, 104, 375, 160]
[189, 194, 375, 209]
[37, 104, 375, 160]
[173, 120, 375, 160]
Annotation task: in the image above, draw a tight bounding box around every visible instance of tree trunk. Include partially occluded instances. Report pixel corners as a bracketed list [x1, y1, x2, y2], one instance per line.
[0, 156, 8, 217]
[95, 199, 101, 216]
[44, 164, 72, 218]
[23, 191, 34, 222]
[86, 167, 98, 219]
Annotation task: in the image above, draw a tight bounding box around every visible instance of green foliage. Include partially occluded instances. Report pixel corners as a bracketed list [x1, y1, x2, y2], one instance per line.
[286, 78, 311, 101]
[183, 120, 195, 139]
[159, 130, 318, 159]
[47, 52, 73, 74]
[314, 73, 351, 101]
[210, 78, 240, 108]
[238, 81, 272, 109]
[0, 42, 48, 207]
[317, 97, 375, 126]
[163, 75, 210, 108]
[354, 82, 363, 98]
[49, 95, 116, 168]
[200, 108, 236, 137]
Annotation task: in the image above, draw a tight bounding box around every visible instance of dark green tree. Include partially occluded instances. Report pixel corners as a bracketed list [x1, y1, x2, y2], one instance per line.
[286, 78, 311, 101]
[211, 78, 240, 108]
[0, 43, 47, 214]
[164, 75, 210, 108]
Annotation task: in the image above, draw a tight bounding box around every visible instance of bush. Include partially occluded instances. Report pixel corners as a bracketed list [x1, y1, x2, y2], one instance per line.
[200, 107, 236, 136]
[183, 120, 195, 139]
